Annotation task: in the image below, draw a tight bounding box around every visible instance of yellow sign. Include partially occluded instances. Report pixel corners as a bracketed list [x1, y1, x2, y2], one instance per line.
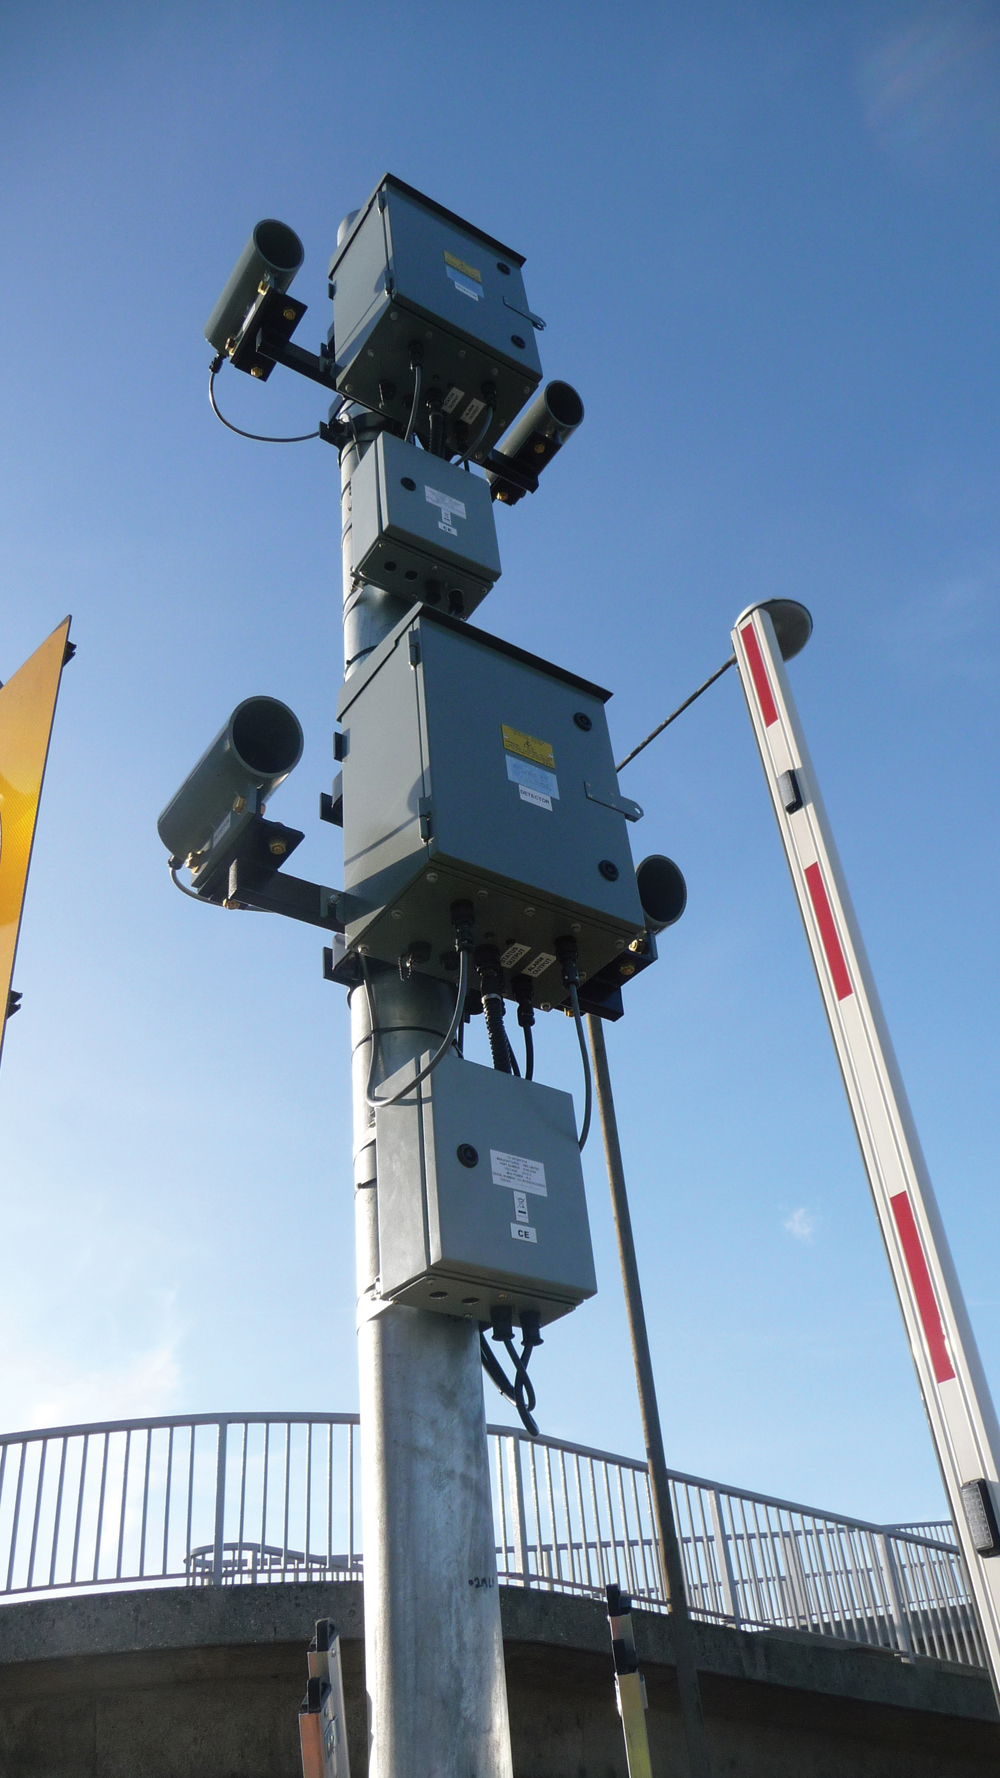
[501, 724, 555, 772]
[0, 617, 71, 1066]
[443, 250, 482, 283]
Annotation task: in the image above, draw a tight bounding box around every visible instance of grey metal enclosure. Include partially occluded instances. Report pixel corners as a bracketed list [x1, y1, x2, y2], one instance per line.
[327, 175, 543, 454]
[375, 1052, 597, 1324]
[350, 432, 501, 617]
[336, 608, 645, 997]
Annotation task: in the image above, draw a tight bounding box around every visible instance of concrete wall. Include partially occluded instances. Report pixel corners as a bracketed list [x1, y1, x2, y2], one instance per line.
[0, 1580, 997, 1776]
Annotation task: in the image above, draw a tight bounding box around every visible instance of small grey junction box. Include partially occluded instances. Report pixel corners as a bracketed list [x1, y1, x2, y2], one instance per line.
[375, 1053, 597, 1326]
[351, 433, 501, 618]
[328, 174, 543, 456]
[337, 608, 645, 998]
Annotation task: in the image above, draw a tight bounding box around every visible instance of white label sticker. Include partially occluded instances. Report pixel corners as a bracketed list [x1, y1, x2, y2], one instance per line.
[506, 754, 559, 799]
[441, 385, 465, 414]
[523, 952, 556, 980]
[425, 485, 467, 538]
[212, 811, 232, 848]
[446, 266, 481, 301]
[510, 1223, 538, 1244]
[519, 784, 552, 810]
[491, 1149, 547, 1195]
[512, 1190, 530, 1221]
[460, 396, 486, 425]
[499, 941, 531, 969]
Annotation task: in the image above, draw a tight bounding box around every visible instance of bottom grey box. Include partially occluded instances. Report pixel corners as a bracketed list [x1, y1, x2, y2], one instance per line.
[375, 1053, 597, 1327]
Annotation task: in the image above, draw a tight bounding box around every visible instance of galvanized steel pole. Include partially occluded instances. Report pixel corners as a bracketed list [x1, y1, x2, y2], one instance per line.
[587, 1013, 713, 1778]
[340, 401, 513, 1778]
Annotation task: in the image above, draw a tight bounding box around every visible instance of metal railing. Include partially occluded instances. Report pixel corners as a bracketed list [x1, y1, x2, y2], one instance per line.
[0, 1411, 982, 1669]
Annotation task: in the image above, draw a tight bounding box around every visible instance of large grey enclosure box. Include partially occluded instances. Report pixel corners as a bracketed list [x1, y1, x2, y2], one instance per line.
[336, 608, 645, 999]
[328, 174, 543, 457]
[351, 432, 501, 618]
[375, 1053, 597, 1325]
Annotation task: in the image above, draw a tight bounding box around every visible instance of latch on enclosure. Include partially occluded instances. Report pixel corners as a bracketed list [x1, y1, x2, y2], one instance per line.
[583, 781, 643, 822]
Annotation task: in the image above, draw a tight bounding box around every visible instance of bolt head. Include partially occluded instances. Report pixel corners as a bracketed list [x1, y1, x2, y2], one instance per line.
[269, 840, 286, 856]
[283, 307, 296, 321]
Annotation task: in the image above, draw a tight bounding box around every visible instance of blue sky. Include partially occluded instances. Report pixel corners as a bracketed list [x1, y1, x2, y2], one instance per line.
[1, 1, 999, 1526]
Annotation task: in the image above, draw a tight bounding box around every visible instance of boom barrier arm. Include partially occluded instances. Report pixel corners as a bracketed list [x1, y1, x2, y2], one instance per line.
[732, 601, 1000, 1704]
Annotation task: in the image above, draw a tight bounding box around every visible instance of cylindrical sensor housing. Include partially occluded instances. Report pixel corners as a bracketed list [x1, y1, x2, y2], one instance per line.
[635, 854, 687, 933]
[487, 380, 585, 500]
[157, 696, 304, 864]
[204, 219, 305, 353]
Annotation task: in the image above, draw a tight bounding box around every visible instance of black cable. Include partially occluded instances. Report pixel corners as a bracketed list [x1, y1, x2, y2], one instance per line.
[480, 1335, 517, 1405]
[616, 654, 736, 773]
[404, 362, 423, 444]
[568, 983, 592, 1151]
[481, 992, 512, 1073]
[522, 1024, 534, 1081]
[169, 862, 207, 903]
[503, 1337, 536, 1416]
[208, 361, 320, 444]
[505, 1030, 521, 1078]
[479, 1335, 538, 1438]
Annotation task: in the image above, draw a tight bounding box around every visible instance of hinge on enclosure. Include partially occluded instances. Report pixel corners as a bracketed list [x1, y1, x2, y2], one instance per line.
[320, 771, 343, 826]
[418, 796, 433, 841]
[377, 189, 387, 211]
[408, 631, 421, 668]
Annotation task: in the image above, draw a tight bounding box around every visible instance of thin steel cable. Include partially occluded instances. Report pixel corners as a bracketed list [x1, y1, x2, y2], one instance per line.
[404, 362, 423, 444]
[616, 654, 736, 773]
[363, 950, 468, 1109]
[457, 404, 494, 466]
[208, 362, 319, 444]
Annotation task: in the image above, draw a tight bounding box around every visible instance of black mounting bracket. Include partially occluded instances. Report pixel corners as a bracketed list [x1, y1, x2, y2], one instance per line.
[229, 284, 339, 392]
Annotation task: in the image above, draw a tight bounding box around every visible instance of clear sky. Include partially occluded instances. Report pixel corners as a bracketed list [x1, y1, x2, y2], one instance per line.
[2, 1, 999, 1527]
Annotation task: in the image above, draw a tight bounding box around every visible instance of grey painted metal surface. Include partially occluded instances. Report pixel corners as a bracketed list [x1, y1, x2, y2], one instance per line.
[375, 1051, 596, 1322]
[340, 417, 514, 1778]
[328, 175, 542, 455]
[338, 607, 644, 982]
[0, 1409, 981, 1673]
[350, 431, 500, 615]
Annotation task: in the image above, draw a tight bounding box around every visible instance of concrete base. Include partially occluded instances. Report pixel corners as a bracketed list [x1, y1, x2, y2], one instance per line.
[0, 1580, 997, 1776]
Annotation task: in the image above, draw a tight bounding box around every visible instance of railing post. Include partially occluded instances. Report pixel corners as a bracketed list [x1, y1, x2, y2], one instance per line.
[507, 1436, 529, 1585]
[781, 1526, 812, 1630]
[877, 1533, 914, 1662]
[211, 1422, 227, 1586]
[708, 1491, 740, 1627]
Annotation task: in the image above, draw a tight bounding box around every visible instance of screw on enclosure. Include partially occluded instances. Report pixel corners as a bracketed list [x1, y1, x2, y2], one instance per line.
[401, 477, 416, 490]
[573, 712, 592, 731]
[599, 860, 619, 881]
[457, 1144, 479, 1168]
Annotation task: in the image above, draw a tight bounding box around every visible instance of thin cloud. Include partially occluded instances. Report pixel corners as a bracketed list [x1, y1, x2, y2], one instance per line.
[784, 1207, 818, 1242]
[859, 3, 1000, 165]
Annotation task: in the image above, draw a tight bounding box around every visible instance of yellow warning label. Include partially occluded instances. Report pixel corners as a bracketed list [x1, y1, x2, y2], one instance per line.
[444, 251, 482, 283]
[501, 725, 555, 771]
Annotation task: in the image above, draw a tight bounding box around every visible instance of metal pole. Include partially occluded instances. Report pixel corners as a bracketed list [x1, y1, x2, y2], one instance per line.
[340, 409, 513, 1778]
[587, 1014, 713, 1778]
